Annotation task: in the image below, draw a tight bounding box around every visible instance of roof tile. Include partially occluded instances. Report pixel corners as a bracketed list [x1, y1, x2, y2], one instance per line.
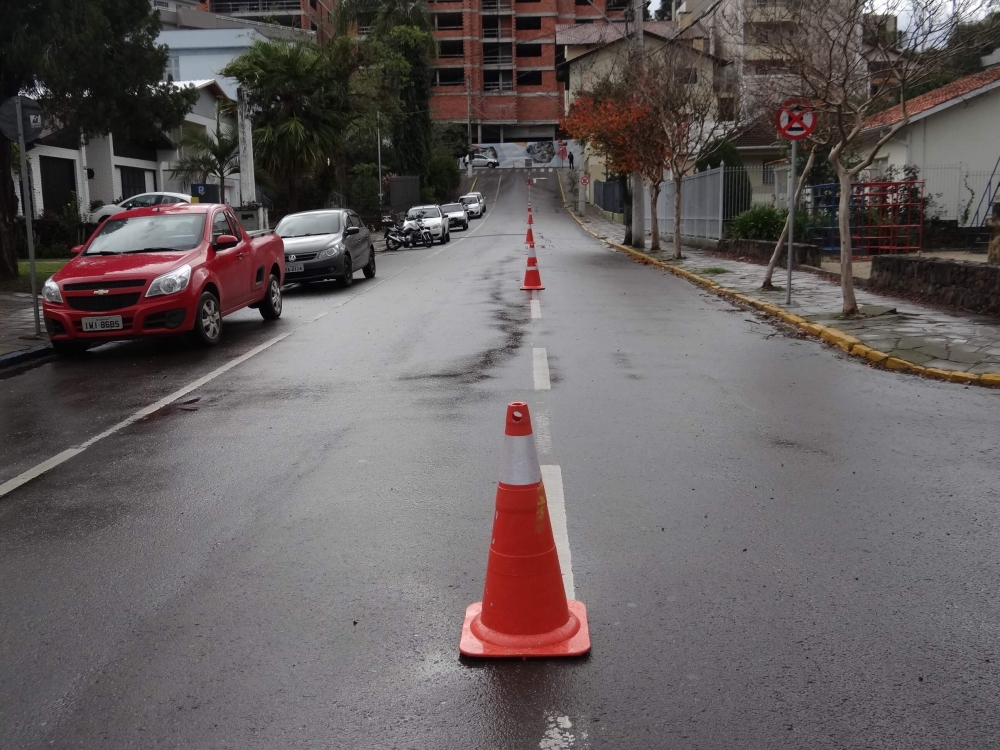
[865, 66, 1000, 129]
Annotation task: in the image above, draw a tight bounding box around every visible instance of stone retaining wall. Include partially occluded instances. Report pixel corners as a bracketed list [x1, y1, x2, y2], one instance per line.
[868, 256, 1000, 315]
[715, 238, 824, 268]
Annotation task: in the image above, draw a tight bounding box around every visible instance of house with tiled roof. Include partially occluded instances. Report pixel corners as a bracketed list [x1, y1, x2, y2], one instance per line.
[860, 66, 1000, 224]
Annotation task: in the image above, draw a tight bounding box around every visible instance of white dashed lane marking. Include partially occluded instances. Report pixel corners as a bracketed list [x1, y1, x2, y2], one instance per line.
[533, 347, 551, 390]
[541, 465, 574, 600]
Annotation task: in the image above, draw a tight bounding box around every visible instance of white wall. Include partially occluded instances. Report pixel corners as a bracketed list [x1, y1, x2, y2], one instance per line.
[13, 144, 90, 219]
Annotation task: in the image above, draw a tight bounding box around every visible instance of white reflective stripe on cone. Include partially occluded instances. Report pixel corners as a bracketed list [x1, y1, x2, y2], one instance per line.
[499, 434, 543, 486]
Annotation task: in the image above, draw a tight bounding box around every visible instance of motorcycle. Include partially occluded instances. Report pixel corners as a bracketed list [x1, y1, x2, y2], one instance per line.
[386, 216, 433, 250]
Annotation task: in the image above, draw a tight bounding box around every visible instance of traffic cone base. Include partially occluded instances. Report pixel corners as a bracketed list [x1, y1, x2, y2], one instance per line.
[460, 600, 590, 657]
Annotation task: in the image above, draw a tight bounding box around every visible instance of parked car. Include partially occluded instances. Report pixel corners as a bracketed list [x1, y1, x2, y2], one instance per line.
[276, 209, 376, 287]
[472, 191, 487, 211]
[42, 204, 284, 354]
[441, 202, 470, 230]
[89, 192, 192, 223]
[470, 154, 499, 169]
[459, 194, 484, 218]
[404, 205, 449, 244]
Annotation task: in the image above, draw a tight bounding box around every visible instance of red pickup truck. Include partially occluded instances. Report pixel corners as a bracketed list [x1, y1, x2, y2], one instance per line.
[42, 204, 285, 354]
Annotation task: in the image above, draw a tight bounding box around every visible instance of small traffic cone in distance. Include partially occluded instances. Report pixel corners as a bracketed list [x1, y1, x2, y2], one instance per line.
[528, 203, 532, 213]
[521, 262, 544, 290]
[459, 402, 590, 658]
[525, 227, 534, 246]
[528, 213, 534, 225]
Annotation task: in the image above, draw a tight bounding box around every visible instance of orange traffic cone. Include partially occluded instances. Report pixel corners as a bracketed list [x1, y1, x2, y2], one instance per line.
[528, 213, 534, 225]
[521, 261, 544, 290]
[525, 227, 534, 246]
[527, 254, 537, 267]
[528, 203, 532, 213]
[460, 403, 590, 658]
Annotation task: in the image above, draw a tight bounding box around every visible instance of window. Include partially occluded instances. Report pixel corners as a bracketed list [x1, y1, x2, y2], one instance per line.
[225, 212, 242, 236]
[86, 214, 207, 255]
[717, 97, 736, 121]
[153, 0, 169, 8]
[516, 44, 542, 57]
[677, 67, 697, 84]
[762, 164, 775, 185]
[435, 68, 465, 86]
[515, 16, 542, 29]
[439, 40, 464, 57]
[163, 56, 180, 82]
[435, 12, 463, 29]
[119, 167, 148, 200]
[575, 0, 589, 5]
[517, 70, 543, 86]
[212, 212, 231, 239]
[483, 70, 514, 92]
[310, 0, 317, 7]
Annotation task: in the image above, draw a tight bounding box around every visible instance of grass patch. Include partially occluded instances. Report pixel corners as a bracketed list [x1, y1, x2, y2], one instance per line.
[700, 267, 730, 275]
[0, 260, 69, 294]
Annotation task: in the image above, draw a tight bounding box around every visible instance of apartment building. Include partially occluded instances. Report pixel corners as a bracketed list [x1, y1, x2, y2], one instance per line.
[428, 0, 629, 142]
[197, 0, 336, 40]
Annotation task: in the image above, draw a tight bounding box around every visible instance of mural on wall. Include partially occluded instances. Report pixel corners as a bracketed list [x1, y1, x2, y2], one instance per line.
[467, 140, 584, 168]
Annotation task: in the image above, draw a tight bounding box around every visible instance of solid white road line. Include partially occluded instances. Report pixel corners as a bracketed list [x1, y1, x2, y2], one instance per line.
[533, 347, 551, 390]
[0, 332, 293, 499]
[541, 465, 575, 600]
[530, 299, 541, 319]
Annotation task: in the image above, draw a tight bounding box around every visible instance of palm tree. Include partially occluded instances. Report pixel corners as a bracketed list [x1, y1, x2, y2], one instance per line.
[170, 107, 240, 193]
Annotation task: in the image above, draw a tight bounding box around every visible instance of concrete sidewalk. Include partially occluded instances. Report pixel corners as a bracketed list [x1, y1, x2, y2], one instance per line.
[560, 174, 1000, 378]
[0, 293, 49, 365]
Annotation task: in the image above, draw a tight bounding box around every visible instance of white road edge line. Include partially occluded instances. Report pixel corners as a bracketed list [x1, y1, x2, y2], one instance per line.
[533, 347, 551, 390]
[0, 332, 292, 499]
[308, 312, 329, 322]
[541, 465, 575, 600]
[530, 299, 541, 320]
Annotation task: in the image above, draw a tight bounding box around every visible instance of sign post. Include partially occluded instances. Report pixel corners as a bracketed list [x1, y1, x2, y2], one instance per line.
[579, 174, 589, 217]
[775, 100, 816, 305]
[1, 96, 44, 337]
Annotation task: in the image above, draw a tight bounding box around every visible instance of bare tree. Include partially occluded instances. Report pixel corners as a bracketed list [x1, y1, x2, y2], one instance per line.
[635, 43, 749, 259]
[737, 0, 992, 314]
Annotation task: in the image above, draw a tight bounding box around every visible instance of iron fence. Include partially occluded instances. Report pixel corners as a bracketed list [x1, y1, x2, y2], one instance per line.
[594, 179, 624, 214]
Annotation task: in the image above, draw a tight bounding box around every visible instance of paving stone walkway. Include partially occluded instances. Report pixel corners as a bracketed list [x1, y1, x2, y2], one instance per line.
[0, 293, 47, 360]
[560, 172, 1000, 376]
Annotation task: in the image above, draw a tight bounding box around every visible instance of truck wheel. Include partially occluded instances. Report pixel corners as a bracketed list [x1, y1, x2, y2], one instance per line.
[188, 290, 222, 346]
[339, 254, 353, 288]
[363, 247, 376, 279]
[259, 273, 282, 320]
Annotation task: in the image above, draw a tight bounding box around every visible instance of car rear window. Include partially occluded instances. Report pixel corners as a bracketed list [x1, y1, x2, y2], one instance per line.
[407, 207, 440, 219]
[85, 214, 207, 255]
[442, 204, 463, 211]
[276, 212, 342, 238]
[460, 196, 477, 204]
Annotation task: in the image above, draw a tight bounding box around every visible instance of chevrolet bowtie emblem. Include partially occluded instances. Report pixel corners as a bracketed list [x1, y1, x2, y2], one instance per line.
[288, 255, 296, 262]
[93, 289, 109, 295]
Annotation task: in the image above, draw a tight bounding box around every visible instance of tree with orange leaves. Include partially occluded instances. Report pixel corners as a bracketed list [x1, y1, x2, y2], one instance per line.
[564, 78, 670, 250]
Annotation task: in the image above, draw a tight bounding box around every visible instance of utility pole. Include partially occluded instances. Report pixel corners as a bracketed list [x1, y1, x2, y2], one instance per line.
[466, 75, 474, 178]
[631, 0, 645, 248]
[376, 111, 383, 210]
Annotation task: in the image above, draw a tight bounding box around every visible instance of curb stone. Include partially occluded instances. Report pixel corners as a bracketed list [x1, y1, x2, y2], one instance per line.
[557, 186, 998, 389]
[0, 344, 52, 370]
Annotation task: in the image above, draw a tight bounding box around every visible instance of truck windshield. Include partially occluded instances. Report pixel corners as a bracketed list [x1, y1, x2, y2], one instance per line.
[86, 214, 207, 255]
[276, 213, 342, 238]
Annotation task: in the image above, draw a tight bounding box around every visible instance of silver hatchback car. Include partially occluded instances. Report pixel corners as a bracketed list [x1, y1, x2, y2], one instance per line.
[275, 209, 376, 287]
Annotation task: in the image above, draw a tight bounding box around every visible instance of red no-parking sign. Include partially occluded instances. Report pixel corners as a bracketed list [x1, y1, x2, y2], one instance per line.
[580, 175, 590, 186]
[776, 100, 816, 141]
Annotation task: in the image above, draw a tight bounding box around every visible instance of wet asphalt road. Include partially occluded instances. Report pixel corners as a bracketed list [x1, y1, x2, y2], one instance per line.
[2, 170, 1000, 749]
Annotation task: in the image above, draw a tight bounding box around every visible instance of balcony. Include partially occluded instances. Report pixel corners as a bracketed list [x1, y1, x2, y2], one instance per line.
[482, 0, 514, 13]
[482, 26, 513, 40]
[211, 0, 302, 13]
[483, 80, 515, 93]
[483, 54, 514, 66]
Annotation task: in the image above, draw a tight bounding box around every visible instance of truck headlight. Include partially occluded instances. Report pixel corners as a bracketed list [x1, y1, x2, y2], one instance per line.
[42, 278, 63, 303]
[317, 241, 344, 260]
[146, 264, 191, 297]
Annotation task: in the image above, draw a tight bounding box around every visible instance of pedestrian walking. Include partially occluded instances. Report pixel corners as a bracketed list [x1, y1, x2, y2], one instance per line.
[568, 152, 575, 170]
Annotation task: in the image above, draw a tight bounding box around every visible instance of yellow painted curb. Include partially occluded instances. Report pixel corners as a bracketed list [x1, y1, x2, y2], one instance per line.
[563, 202, 1000, 389]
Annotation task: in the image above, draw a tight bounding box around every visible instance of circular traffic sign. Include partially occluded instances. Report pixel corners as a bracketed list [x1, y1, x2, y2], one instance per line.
[580, 175, 590, 186]
[776, 100, 816, 141]
[0, 96, 44, 144]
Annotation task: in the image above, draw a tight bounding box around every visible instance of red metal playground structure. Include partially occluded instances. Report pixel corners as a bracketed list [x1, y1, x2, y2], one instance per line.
[806, 179, 925, 258]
